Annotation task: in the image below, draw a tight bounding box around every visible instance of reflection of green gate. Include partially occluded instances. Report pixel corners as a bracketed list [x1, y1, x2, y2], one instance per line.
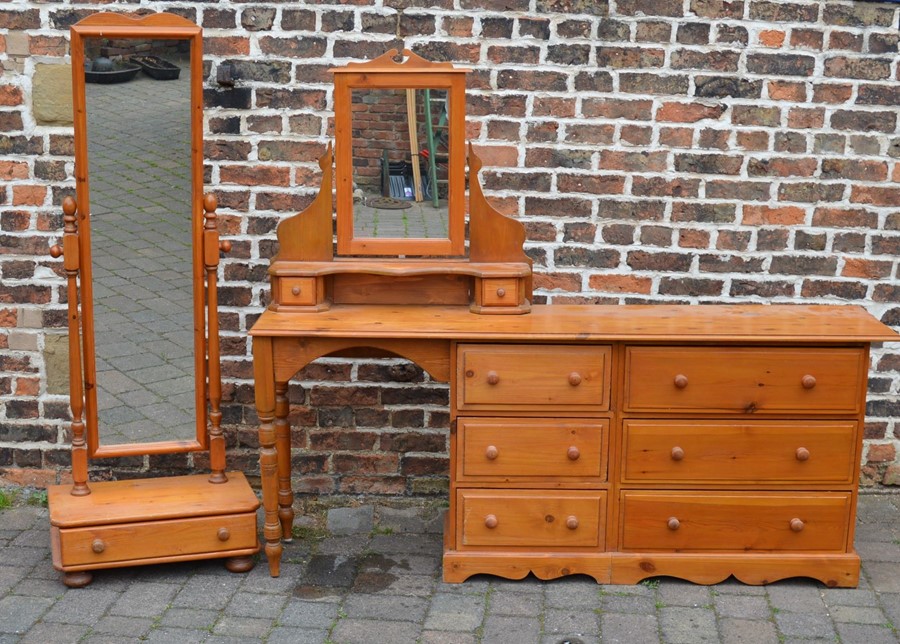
[423, 89, 448, 208]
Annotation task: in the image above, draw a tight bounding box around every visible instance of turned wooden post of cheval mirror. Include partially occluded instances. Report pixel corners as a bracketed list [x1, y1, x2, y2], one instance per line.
[49, 196, 89, 497]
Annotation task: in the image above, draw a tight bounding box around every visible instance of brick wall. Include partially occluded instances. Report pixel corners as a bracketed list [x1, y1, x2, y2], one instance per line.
[1, 1, 898, 499]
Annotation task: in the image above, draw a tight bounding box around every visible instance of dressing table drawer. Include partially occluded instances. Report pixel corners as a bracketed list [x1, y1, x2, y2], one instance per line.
[620, 492, 851, 552]
[480, 278, 521, 307]
[54, 512, 259, 566]
[621, 420, 856, 484]
[624, 346, 864, 414]
[458, 418, 607, 481]
[277, 277, 319, 307]
[457, 344, 611, 412]
[458, 489, 606, 549]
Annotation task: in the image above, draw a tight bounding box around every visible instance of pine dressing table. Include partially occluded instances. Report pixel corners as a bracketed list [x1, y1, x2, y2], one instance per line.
[249, 52, 898, 587]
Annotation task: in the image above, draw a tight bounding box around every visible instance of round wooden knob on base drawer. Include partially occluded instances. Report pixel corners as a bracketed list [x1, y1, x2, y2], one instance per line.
[567, 446, 580, 461]
[795, 447, 810, 462]
[673, 374, 689, 389]
[485, 445, 499, 461]
[670, 446, 685, 461]
[91, 539, 106, 554]
[790, 518, 804, 532]
[667, 517, 681, 531]
[566, 516, 579, 530]
[218, 527, 231, 542]
[496, 287, 506, 298]
[486, 371, 500, 386]
[801, 375, 816, 389]
[484, 514, 498, 529]
[568, 372, 582, 386]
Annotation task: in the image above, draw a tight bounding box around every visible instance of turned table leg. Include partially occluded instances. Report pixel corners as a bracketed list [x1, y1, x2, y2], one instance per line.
[253, 336, 282, 577]
[275, 381, 295, 542]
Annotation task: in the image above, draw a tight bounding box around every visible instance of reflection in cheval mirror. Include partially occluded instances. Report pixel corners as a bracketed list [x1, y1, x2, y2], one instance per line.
[351, 88, 450, 241]
[82, 36, 199, 448]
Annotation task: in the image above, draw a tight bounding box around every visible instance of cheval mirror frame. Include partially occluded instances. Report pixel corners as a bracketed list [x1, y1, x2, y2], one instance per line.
[48, 12, 258, 588]
[267, 49, 534, 314]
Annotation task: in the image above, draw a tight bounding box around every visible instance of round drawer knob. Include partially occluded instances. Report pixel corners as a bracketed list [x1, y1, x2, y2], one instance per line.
[790, 518, 804, 532]
[567, 446, 580, 461]
[667, 517, 680, 531]
[801, 374, 816, 389]
[217, 527, 231, 542]
[795, 447, 810, 462]
[496, 287, 506, 298]
[291, 286, 301, 296]
[674, 374, 689, 389]
[670, 446, 685, 461]
[568, 372, 582, 386]
[485, 445, 499, 460]
[486, 371, 500, 386]
[566, 516, 579, 530]
[484, 514, 498, 529]
[91, 539, 106, 553]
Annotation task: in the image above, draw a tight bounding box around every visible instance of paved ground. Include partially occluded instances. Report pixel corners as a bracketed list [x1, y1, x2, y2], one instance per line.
[1, 493, 898, 643]
[84, 63, 197, 445]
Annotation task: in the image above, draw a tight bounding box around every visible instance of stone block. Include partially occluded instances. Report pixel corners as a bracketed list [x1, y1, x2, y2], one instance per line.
[32, 64, 73, 126]
[43, 332, 69, 395]
[326, 505, 374, 535]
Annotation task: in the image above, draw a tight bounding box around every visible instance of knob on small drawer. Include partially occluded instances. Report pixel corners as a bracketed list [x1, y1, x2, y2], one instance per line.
[486, 371, 500, 386]
[484, 514, 499, 529]
[566, 516, 579, 530]
[567, 446, 580, 461]
[795, 447, 810, 462]
[667, 517, 680, 531]
[291, 286, 301, 296]
[91, 539, 106, 553]
[568, 372, 582, 386]
[673, 374, 689, 389]
[217, 527, 231, 542]
[801, 374, 816, 389]
[670, 446, 685, 461]
[496, 287, 506, 298]
[790, 518, 804, 532]
[485, 445, 499, 460]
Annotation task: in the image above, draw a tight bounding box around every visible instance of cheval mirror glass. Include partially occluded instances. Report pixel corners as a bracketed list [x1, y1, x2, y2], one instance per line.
[69, 13, 206, 457]
[334, 50, 468, 257]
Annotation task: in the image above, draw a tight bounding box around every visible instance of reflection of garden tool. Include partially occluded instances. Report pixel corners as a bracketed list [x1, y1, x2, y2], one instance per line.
[405, 89, 423, 202]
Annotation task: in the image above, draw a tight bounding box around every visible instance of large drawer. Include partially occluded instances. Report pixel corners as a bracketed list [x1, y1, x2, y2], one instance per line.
[621, 420, 857, 484]
[458, 418, 607, 481]
[624, 346, 865, 414]
[56, 512, 258, 566]
[457, 344, 611, 412]
[620, 492, 850, 552]
[457, 489, 606, 549]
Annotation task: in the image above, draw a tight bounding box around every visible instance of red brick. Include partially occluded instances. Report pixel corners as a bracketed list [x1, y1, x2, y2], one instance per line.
[758, 30, 785, 47]
[0, 161, 28, 180]
[581, 98, 653, 120]
[736, 131, 770, 151]
[657, 102, 726, 123]
[470, 144, 517, 168]
[204, 37, 250, 56]
[12, 185, 46, 206]
[813, 83, 853, 103]
[787, 107, 825, 129]
[557, 174, 625, 195]
[842, 258, 893, 279]
[821, 159, 887, 182]
[678, 229, 711, 248]
[620, 125, 652, 145]
[219, 165, 291, 187]
[564, 124, 616, 145]
[866, 443, 896, 463]
[29, 35, 67, 56]
[587, 274, 652, 294]
[812, 207, 878, 228]
[851, 186, 900, 207]
[768, 81, 806, 102]
[601, 150, 668, 172]
[0, 309, 16, 327]
[658, 127, 694, 148]
[743, 205, 806, 225]
[534, 272, 581, 292]
[0, 85, 23, 106]
[747, 157, 817, 178]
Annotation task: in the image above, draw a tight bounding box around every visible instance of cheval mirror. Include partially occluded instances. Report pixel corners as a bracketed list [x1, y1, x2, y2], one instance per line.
[47, 12, 259, 588]
[267, 50, 533, 314]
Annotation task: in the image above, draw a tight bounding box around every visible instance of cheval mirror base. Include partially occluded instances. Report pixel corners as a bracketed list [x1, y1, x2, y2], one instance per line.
[48, 12, 259, 587]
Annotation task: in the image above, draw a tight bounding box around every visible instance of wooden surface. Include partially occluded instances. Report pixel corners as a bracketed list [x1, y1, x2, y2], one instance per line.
[48, 473, 259, 528]
[250, 304, 899, 342]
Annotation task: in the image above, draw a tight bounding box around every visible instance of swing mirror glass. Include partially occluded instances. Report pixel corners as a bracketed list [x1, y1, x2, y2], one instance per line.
[71, 15, 206, 457]
[350, 88, 451, 243]
[333, 58, 468, 257]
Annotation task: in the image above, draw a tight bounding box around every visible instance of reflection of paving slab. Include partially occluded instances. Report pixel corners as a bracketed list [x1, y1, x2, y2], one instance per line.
[85, 68, 198, 446]
[355, 191, 448, 239]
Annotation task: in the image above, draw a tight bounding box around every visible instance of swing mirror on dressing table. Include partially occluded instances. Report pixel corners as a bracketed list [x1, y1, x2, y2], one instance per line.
[47, 12, 259, 589]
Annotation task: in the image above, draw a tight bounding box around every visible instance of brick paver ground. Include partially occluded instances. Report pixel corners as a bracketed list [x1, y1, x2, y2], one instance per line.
[1, 493, 898, 643]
